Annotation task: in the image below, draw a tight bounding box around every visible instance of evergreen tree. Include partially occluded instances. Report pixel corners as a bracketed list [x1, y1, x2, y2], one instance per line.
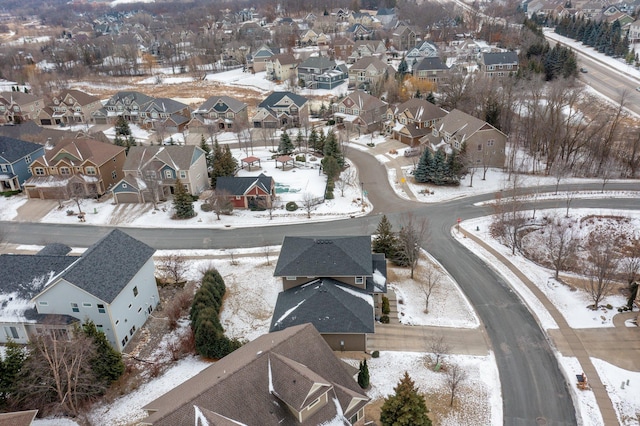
[373, 215, 398, 259]
[357, 359, 370, 389]
[426, 92, 436, 104]
[295, 130, 304, 151]
[380, 372, 432, 426]
[278, 131, 295, 155]
[308, 128, 319, 152]
[200, 134, 212, 169]
[322, 155, 340, 181]
[316, 129, 326, 153]
[397, 56, 408, 80]
[414, 148, 433, 183]
[0, 340, 25, 408]
[431, 149, 447, 185]
[173, 178, 195, 219]
[211, 140, 238, 188]
[323, 131, 344, 167]
[115, 116, 132, 136]
[82, 321, 124, 385]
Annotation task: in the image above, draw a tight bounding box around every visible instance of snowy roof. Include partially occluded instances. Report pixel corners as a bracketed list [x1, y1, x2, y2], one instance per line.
[0, 136, 43, 164]
[270, 278, 375, 334]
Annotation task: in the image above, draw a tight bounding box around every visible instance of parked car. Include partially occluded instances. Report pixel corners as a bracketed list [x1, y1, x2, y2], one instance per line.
[580, 67, 588, 73]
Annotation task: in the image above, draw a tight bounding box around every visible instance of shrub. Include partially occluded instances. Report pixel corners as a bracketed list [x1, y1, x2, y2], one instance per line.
[286, 201, 298, 211]
[295, 155, 306, 162]
[367, 142, 375, 147]
[606, 304, 613, 310]
[1, 190, 20, 197]
[200, 203, 213, 212]
[326, 119, 335, 125]
[380, 315, 390, 324]
[372, 350, 380, 358]
[325, 189, 334, 199]
[382, 296, 390, 315]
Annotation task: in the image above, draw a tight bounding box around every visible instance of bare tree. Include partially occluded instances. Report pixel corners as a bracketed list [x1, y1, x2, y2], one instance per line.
[585, 227, 621, 309]
[263, 244, 272, 266]
[395, 214, 430, 279]
[141, 169, 163, 209]
[301, 192, 319, 219]
[428, 334, 450, 368]
[418, 263, 442, 313]
[16, 330, 103, 416]
[335, 168, 356, 197]
[490, 176, 527, 255]
[157, 254, 188, 285]
[445, 363, 468, 407]
[206, 190, 234, 220]
[620, 236, 640, 285]
[544, 217, 579, 280]
[565, 191, 576, 218]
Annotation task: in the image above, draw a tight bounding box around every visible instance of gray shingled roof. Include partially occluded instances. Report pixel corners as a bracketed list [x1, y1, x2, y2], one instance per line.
[196, 96, 247, 114]
[258, 91, 308, 109]
[123, 145, 201, 173]
[60, 229, 155, 303]
[414, 56, 449, 71]
[298, 56, 336, 70]
[141, 324, 368, 425]
[274, 235, 373, 277]
[270, 278, 375, 334]
[0, 136, 42, 163]
[0, 254, 77, 303]
[482, 51, 518, 66]
[36, 243, 72, 257]
[215, 173, 273, 196]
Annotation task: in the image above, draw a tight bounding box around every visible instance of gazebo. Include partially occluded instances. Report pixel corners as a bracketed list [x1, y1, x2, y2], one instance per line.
[241, 156, 261, 170]
[275, 155, 294, 170]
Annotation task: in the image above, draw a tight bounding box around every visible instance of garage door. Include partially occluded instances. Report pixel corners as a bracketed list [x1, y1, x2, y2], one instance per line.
[40, 119, 52, 126]
[26, 188, 40, 199]
[115, 192, 140, 204]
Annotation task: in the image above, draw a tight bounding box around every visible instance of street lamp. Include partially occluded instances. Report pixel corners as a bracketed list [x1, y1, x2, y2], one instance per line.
[360, 182, 364, 206]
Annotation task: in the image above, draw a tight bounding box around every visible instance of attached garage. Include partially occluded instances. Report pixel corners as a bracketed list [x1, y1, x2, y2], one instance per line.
[40, 119, 52, 126]
[114, 191, 142, 204]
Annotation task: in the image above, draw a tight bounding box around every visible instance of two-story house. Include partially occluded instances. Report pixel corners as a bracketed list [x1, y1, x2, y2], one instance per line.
[1, 230, 158, 352]
[141, 97, 191, 132]
[387, 98, 448, 146]
[420, 108, 507, 168]
[0, 136, 45, 192]
[38, 89, 102, 126]
[392, 22, 416, 51]
[332, 37, 355, 60]
[191, 96, 248, 131]
[140, 324, 369, 425]
[31, 229, 159, 351]
[628, 18, 640, 43]
[270, 235, 387, 351]
[297, 56, 348, 89]
[0, 92, 44, 124]
[24, 138, 126, 200]
[93, 91, 154, 126]
[348, 40, 387, 63]
[348, 56, 395, 90]
[333, 91, 387, 133]
[479, 51, 519, 77]
[412, 56, 451, 87]
[252, 92, 309, 129]
[248, 45, 277, 73]
[265, 53, 299, 82]
[111, 145, 209, 204]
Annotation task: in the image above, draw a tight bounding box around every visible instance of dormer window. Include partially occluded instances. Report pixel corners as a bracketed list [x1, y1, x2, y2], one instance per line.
[355, 276, 364, 285]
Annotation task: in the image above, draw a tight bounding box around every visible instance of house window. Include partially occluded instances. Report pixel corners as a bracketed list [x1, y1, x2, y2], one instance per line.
[147, 305, 153, 314]
[138, 306, 142, 313]
[83, 303, 92, 307]
[122, 183, 128, 189]
[115, 320, 120, 325]
[39, 301, 48, 306]
[86, 167, 96, 175]
[355, 276, 364, 285]
[133, 286, 138, 297]
[129, 325, 136, 336]
[112, 171, 117, 179]
[96, 324, 103, 331]
[71, 302, 79, 313]
[97, 304, 106, 313]
[477, 144, 482, 151]
[487, 139, 495, 146]
[307, 397, 321, 410]
[25, 155, 32, 163]
[128, 304, 132, 309]
[179, 171, 187, 179]
[286, 276, 297, 281]
[235, 196, 241, 200]
[164, 170, 173, 179]
[60, 167, 70, 175]
[34, 167, 45, 176]
[121, 335, 128, 347]
[4, 326, 19, 339]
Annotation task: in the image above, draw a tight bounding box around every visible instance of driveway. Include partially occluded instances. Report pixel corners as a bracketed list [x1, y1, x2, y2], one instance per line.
[15, 199, 57, 222]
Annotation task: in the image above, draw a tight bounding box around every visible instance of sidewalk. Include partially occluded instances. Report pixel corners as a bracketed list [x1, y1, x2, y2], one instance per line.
[460, 227, 621, 426]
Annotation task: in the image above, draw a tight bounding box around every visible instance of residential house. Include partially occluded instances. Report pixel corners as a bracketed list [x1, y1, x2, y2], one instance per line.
[93, 91, 154, 126]
[299, 29, 320, 46]
[348, 11, 376, 27]
[348, 39, 387, 63]
[629, 18, 640, 42]
[0, 410, 38, 425]
[348, 56, 395, 90]
[297, 56, 347, 89]
[215, 173, 275, 209]
[333, 91, 387, 133]
[237, 21, 268, 42]
[252, 92, 309, 129]
[265, 53, 299, 82]
[345, 23, 373, 40]
[270, 236, 387, 351]
[140, 324, 369, 425]
[38, 89, 102, 126]
[191, 96, 248, 131]
[2, 229, 159, 352]
[332, 37, 355, 60]
[392, 22, 416, 50]
[420, 108, 507, 168]
[387, 98, 447, 146]
[112, 145, 209, 204]
[0, 136, 45, 191]
[479, 51, 519, 77]
[0, 92, 44, 125]
[406, 41, 439, 66]
[24, 138, 126, 200]
[248, 45, 277, 73]
[31, 229, 159, 351]
[412, 56, 451, 87]
[376, 7, 397, 27]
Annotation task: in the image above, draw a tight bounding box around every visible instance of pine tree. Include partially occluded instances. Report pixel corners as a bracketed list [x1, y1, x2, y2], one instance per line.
[322, 155, 340, 181]
[295, 130, 304, 151]
[115, 116, 132, 136]
[357, 359, 370, 389]
[82, 321, 125, 385]
[211, 140, 238, 188]
[414, 148, 433, 183]
[426, 92, 436, 104]
[173, 178, 195, 219]
[278, 131, 294, 155]
[316, 129, 326, 153]
[397, 56, 408, 80]
[200, 134, 212, 168]
[373, 215, 398, 259]
[308, 128, 319, 152]
[380, 372, 432, 426]
[431, 149, 447, 185]
[0, 340, 25, 408]
[323, 131, 344, 166]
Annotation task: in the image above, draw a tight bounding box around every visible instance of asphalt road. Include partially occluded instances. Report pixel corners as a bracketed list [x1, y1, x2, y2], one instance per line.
[2, 152, 640, 425]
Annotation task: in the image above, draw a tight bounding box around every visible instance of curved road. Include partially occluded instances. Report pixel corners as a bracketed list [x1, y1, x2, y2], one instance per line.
[3, 151, 640, 425]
